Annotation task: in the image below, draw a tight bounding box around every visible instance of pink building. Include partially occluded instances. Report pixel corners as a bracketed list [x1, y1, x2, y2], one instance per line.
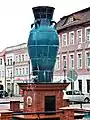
[55, 7, 90, 93]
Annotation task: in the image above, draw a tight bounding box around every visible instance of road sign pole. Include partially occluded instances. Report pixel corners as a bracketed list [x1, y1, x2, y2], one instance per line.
[70, 70, 74, 96]
[67, 69, 78, 105]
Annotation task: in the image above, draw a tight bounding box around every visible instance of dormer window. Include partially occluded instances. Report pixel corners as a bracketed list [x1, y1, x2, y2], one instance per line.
[69, 16, 73, 22]
[67, 16, 74, 24]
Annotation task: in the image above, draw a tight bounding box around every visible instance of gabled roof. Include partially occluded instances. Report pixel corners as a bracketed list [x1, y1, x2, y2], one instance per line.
[0, 49, 6, 57]
[56, 7, 90, 31]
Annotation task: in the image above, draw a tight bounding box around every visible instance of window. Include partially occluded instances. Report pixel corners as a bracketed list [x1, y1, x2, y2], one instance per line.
[22, 68, 25, 74]
[69, 54, 74, 68]
[67, 16, 74, 24]
[87, 80, 90, 93]
[10, 59, 12, 65]
[62, 33, 67, 46]
[69, 16, 73, 22]
[77, 53, 82, 68]
[77, 29, 82, 44]
[7, 70, 9, 77]
[26, 68, 28, 74]
[69, 31, 74, 45]
[7, 59, 9, 65]
[19, 55, 21, 62]
[0, 58, 2, 65]
[25, 54, 28, 61]
[63, 55, 67, 68]
[22, 55, 24, 61]
[55, 56, 60, 70]
[7, 83, 10, 92]
[16, 68, 18, 75]
[15, 56, 18, 62]
[86, 53, 90, 68]
[19, 68, 21, 75]
[10, 70, 12, 78]
[2, 71, 4, 77]
[85, 27, 90, 41]
[78, 80, 82, 92]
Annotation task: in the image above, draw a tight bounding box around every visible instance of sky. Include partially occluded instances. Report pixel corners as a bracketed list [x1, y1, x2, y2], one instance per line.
[0, 0, 90, 51]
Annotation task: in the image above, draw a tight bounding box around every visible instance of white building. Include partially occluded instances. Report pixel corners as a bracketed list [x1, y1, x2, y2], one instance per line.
[2, 43, 32, 96]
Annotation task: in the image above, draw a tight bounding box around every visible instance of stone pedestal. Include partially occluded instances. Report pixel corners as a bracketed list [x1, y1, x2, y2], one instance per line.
[10, 101, 20, 112]
[0, 110, 13, 120]
[59, 107, 74, 120]
[18, 83, 69, 112]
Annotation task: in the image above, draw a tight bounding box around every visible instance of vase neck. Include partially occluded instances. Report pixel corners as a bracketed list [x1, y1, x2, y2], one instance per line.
[36, 19, 50, 26]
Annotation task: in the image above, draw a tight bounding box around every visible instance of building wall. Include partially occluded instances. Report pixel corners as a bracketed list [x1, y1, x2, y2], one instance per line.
[55, 9, 90, 93]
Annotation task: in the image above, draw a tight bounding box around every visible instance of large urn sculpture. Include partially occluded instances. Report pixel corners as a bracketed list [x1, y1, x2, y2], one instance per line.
[27, 6, 59, 82]
[18, 6, 69, 116]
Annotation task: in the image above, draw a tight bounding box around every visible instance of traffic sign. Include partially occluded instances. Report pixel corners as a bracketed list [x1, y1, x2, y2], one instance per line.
[67, 69, 78, 82]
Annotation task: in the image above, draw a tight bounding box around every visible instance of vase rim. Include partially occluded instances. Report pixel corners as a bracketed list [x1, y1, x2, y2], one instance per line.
[32, 6, 55, 10]
[32, 6, 55, 20]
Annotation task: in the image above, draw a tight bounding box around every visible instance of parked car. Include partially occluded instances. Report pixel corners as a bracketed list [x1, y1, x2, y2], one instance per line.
[63, 90, 90, 103]
[0, 90, 8, 98]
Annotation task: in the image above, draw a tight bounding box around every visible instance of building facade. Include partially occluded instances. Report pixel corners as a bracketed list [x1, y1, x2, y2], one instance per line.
[55, 7, 90, 93]
[0, 43, 32, 96]
[13, 43, 31, 95]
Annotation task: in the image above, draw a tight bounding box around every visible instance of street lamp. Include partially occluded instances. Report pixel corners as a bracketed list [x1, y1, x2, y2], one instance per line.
[63, 65, 67, 83]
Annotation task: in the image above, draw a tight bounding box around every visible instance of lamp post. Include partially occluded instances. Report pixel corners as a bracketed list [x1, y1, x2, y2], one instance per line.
[10, 61, 15, 97]
[3, 54, 6, 91]
[10, 71, 12, 97]
[28, 60, 30, 83]
[12, 61, 15, 95]
[63, 65, 66, 83]
[4, 62, 6, 91]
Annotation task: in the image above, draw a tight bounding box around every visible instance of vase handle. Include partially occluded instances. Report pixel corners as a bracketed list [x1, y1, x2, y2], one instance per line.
[31, 23, 34, 28]
[50, 21, 56, 28]
[31, 21, 39, 29]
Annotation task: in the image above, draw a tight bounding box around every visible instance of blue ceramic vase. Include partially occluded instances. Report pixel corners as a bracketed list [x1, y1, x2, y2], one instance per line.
[28, 6, 59, 82]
